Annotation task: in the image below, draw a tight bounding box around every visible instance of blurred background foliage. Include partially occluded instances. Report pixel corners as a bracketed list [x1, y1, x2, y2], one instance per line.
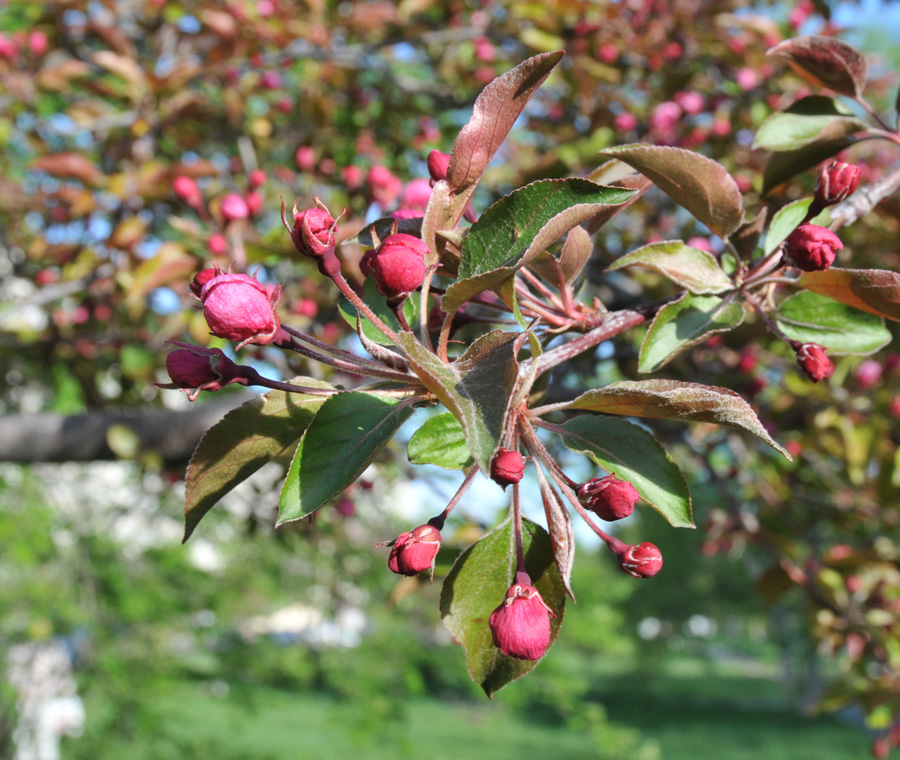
[1, 0, 899, 757]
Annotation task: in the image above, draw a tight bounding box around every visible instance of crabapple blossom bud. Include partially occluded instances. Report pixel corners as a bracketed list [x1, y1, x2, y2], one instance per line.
[200, 271, 282, 349]
[207, 234, 227, 256]
[795, 342, 834, 383]
[342, 165, 363, 191]
[220, 193, 249, 221]
[387, 524, 441, 576]
[173, 175, 201, 206]
[249, 169, 267, 189]
[28, 31, 49, 58]
[368, 165, 402, 206]
[578, 475, 639, 521]
[246, 191, 264, 216]
[400, 178, 432, 211]
[815, 161, 861, 208]
[369, 233, 428, 303]
[190, 267, 218, 298]
[0, 33, 18, 60]
[295, 145, 316, 172]
[160, 343, 251, 401]
[614, 112, 638, 131]
[785, 224, 843, 271]
[427, 150, 451, 183]
[489, 574, 555, 660]
[616, 542, 663, 578]
[855, 359, 882, 389]
[292, 207, 336, 259]
[490, 448, 525, 489]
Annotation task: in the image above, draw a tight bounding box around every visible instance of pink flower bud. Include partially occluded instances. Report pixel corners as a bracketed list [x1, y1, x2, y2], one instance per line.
[578, 475, 639, 521]
[674, 90, 704, 115]
[888, 397, 900, 418]
[785, 224, 843, 271]
[292, 207, 336, 259]
[490, 448, 525, 489]
[815, 161, 861, 208]
[391, 209, 425, 220]
[246, 190, 264, 216]
[616, 542, 663, 578]
[200, 271, 282, 349]
[295, 146, 316, 173]
[207, 234, 227, 256]
[161, 343, 251, 401]
[614, 112, 638, 131]
[855, 359, 882, 388]
[220, 193, 249, 221]
[249, 169, 267, 189]
[0, 33, 18, 60]
[173, 175, 201, 206]
[342, 165, 363, 191]
[489, 574, 555, 660]
[400, 178, 433, 211]
[260, 70, 282, 89]
[795, 342, 833, 383]
[368, 165, 402, 206]
[387, 524, 441, 576]
[28, 30, 49, 58]
[369, 233, 428, 303]
[427, 150, 451, 183]
[190, 267, 218, 298]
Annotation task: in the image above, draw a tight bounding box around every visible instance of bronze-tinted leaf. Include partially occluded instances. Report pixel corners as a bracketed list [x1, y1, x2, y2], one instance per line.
[767, 35, 868, 98]
[799, 268, 900, 322]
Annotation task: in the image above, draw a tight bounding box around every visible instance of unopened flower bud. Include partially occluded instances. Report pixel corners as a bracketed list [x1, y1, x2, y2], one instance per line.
[616, 542, 663, 578]
[220, 193, 249, 221]
[246, 190, 264, 216]
[160, 342, 251, 401]
[578, 475, 639, 521]
[292, 207, 336, 259]
[173, 175, 201, 206]
[200, 270, 282, 349]
[369, 233, 428, 303]
[814, 161, 861, 208]
[489, 573, 556, 660]
[387, 524, 441, 578]
[427, 150, 451, 183]
[785, 224, 843, 272]
[490, 448, 525, 490]
[795, 342, 834, 382]
[249, 169, 267, 189]
[369, 165, 402, 206]
[190, 267, 217, 298]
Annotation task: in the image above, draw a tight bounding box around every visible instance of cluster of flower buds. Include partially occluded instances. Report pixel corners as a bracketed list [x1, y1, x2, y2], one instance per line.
[794, 342, 834, 383]
[490, 448, 526, 490]
[785, 224, 843, 272]
[488, 571, 555, 660]
[192, 265, 282, 350]
[578, 475, 640, 520]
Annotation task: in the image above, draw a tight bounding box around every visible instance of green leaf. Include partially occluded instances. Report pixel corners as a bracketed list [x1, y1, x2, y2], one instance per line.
[184, 379, 332, 541]
[608, 241, 733, 294]
[396, 331, 521, 472]
[598, 144, 744, 238]
[552, 416, 693, 528]
[440, 516, 566, 697]
[338, 277, 416, 346]
[767, 35, 868, 99]
[775, 291, 891, 355]
[442, 179, 636, 312]
[277, 392, 415, 525]
[798, 268, 900, 323]
[762, 137, 856, 195]
[407, 412, 474, 470]
[753, 96, 867, 152]
[639, 293, 745, 373]
[764, 198, 811, 255]
[552, 379, 791, 459]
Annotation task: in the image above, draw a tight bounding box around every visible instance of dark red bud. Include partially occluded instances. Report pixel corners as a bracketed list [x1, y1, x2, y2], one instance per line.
[190, 267, 218, 298]
[814, 161, 861, 207]
[577, 475, 639, 521]
[795, 342, 834, 382]
[616, 542, 663, 578]
[490, 448, 525, 489]
[489, 578, 555, 660]
[161, 343, 250, 401]
[369, 233, 428, 303]
[785, 224, 843, 272]
[292, 207, 336, 259]
[387, 524, 441, 577]
[427, 150, 451, 183]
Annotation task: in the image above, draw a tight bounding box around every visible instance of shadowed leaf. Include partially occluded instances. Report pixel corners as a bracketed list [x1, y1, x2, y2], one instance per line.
[767, 35, 868, 98]
[775, 291, 890, 355]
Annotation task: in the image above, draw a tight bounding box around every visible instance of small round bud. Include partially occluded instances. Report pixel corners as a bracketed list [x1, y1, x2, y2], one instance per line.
[199, 271, 282, 349]
[814, 161, 861, 208]
[189, 267, 217, 298]
[173, 175, 201, 206]
[616, 542, 663, 578]
[245, 190, 264, 216]
[387, 524, 441, 577]
[369, 233, 428, 303]
[249, 169, 267, 189]
[220, 193, 249, 221]
[427, 150, 451, 183]
[489, 575, 555, 661]
[161, 343, 250, 401]
[207, 234, 228, 256]
[490, 448, 525, 490]
[795, 342, 834, 383]
[577, 475, 639, 521]
[855, 359, 882, 389]
[785, 224, 843, 272]
[368, 165, 402, 206]
[292, 207, 336, 259]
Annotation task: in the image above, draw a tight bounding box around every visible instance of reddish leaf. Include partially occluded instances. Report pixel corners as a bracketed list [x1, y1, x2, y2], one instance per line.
[31, 152, 104, 186]
[799, 268, 900, 322]
[598, 145, 744, 238]
[767, 35, 868, 98]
